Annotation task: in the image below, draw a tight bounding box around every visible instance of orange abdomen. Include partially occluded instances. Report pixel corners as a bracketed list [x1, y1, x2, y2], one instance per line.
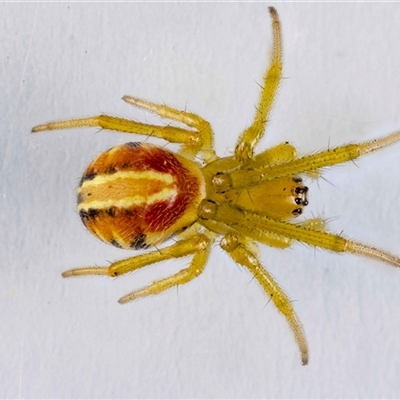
[77, 142, 205, 249]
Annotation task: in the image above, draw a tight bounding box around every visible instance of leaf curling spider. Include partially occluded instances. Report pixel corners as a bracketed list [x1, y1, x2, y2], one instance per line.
[32, 7, 400, 366]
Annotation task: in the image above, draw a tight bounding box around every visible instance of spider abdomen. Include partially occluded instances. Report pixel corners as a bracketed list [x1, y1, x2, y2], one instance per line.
[77, 142, 205, 249]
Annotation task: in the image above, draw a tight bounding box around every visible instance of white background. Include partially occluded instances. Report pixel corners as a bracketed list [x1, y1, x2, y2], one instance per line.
[1, 2, 400, 398]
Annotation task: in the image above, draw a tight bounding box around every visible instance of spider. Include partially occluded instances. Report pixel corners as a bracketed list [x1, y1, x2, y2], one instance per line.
[32, 7, 400, 365]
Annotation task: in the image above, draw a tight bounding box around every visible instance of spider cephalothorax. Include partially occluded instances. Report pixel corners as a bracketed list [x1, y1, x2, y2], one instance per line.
[32, 7, 400, 365]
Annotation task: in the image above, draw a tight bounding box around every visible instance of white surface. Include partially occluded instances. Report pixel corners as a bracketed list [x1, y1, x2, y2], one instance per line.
[1, 2, 400, 398]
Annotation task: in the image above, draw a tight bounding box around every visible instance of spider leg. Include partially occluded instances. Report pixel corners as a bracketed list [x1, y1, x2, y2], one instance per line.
[32, 98, 216, 162]
[122, 96, 216, 162]
[200, 215, 293, 250]
[200, 200, 400, 268]
[218, 129, 400, 192]
[220, 233, 308, 365]
[301, 217, 326, 231]
[203, 142, 297, 183]
[250, 142, 297, 166]
[62, 233, 214, 303]
[118, 238, 212, 304]
[32, 114, 197, 145]
[235, 7, 282, 161]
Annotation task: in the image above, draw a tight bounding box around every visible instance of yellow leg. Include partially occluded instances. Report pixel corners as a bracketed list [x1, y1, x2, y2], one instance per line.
[249, 142, 297, 167]
[122, 96, 216, 162]
[62, 234, 213, 303]
[32, 114, 197, 144]
[235, 7, 282, 161]
[32, 96, 216, 163]
[203, 142, 297, 179]
[223, 129, 400, 192]
[118, 239, 212, 304]
[199, 215, 292, 250]
[199, 200, 400, 268]
[220, 234, 308, 365]
[301, 217, 326, 231]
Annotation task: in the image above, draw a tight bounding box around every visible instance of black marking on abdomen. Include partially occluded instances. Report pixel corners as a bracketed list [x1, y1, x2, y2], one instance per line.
[130, 233, 148, 249]
[80, 171, 97, 185]
[105, 165, 117, 174]
[106, 208, 115, 217]
[79, 208, 100, 220]
[126, 142, 141, 148]
[77, 193, 83, 205]
[110, 239, 123, 249]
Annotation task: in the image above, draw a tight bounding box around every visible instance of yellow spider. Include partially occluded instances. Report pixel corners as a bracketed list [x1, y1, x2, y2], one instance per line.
[32, 7, 400, 365]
